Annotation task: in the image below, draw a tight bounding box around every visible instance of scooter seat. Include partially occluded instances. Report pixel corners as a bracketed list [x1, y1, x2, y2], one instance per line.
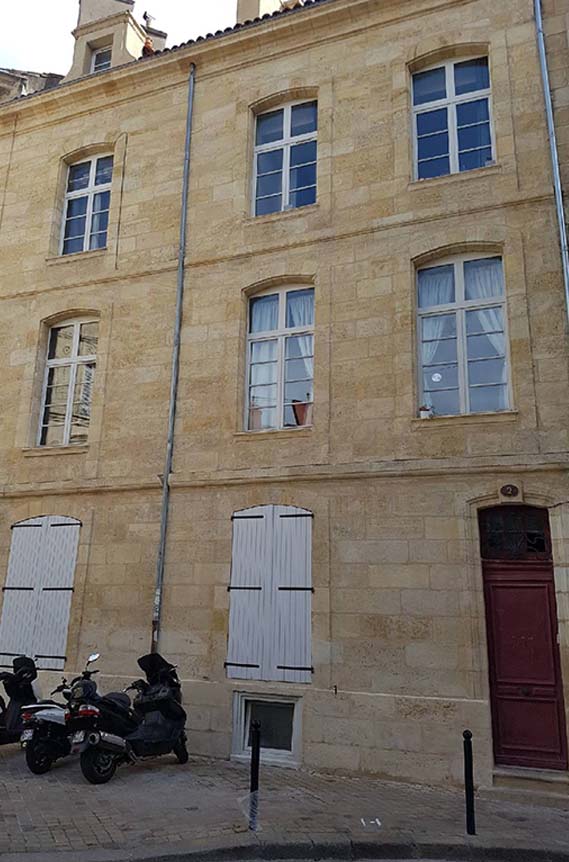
[103, 692, 131, 710]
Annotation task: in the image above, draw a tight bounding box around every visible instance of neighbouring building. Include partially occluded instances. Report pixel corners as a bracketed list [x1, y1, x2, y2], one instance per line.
[1, 0, 569, 793]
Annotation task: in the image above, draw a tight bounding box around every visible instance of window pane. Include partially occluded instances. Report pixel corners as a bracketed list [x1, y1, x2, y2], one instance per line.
[418, 132, 449, 161]
[64, 216, 86, 239]
[459, 147, 493, 172]
[285, 380, 314, 403]
[250, 295, 279, 333]
[249, 384, 277, 406]
[44, 385, 69, 408]
[95, 156, 113, 185]
[250, 362, 278, 386]
[89, 232, 108, 251]
[291, 101, 317, 136]
[464, 259, 504, 300]
[468, 357, 507, 386]
[286, 334, 314, 358]
[93, 49, 112, 72]
[423, 363, 459, 391]
[93, 190, 110, 212]
[257, 149, 283, 173]
[248, 407, 276, 430]
[286, 357, 314, 381]
[66, 197, 88, 218]
[69, 425, 89, 445]
[48, 326, 74, 360]
[73, 364, 95, 419]
[413, 67, 446, 105]
[256, 195, 282, 216]
[426, 389, 460, 415]
[418, 265, 455, 308]
[290, 140, 317, 166]
[90, 210, 109, 235]
[418, 156, 450, 180]
[79, 322, 99, 356]
[46, 365, 71, 387]
[247, 701, 294, 750]
[289, 186, 316, 208]
[67, 162, 90, 192]
[470, 384, 508, 413]
[455, 58, 490, 96]
[467, 333, 505, 360]
[256, 109, 284, 145]
[457, 98, 489, 126]
[421, 336, 457, 366]
[257, 173, 282, 198]
[251, 340, 277, 363]
[284, 403, 313, 427]
[458, 123, 491, 152]
[63, 237, 84, 256]
[416, 108, 448, 136]
[290, 163, 316, 191]
[40, 424, 66, 447]
[286, 291, 314, 328]
[466, 306, 504, 336]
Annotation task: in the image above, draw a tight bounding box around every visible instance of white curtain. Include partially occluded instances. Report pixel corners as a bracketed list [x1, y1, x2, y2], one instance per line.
[250, 295, 278, 333]
[287, 290, 314, 328]
[470, 307, 505, 360]
[464, 257, 503, 300]
[418, 265, 454, 309]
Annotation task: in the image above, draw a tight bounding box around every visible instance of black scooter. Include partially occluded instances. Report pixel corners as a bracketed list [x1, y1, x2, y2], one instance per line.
[0, 656, 38, 745]
[72, 653, 188, 784]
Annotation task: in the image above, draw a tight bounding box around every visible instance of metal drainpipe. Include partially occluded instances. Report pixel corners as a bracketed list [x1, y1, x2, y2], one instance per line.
[535, 0, 569, 326]
[152, 62, 197, 652]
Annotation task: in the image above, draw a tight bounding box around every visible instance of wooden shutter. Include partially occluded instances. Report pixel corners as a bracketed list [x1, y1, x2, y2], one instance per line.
[35, 517, 80, 671]
[271, 507, 313, 683]
[225, 509, 270, 680]
[0, 516, 80, 671]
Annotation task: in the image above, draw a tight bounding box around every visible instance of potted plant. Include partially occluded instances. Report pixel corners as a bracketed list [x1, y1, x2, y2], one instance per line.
[419, 404, 433, 419]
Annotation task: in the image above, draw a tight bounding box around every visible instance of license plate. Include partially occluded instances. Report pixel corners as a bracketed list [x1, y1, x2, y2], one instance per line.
[73, 731, 85, 744]
[21, 730, 33, 742]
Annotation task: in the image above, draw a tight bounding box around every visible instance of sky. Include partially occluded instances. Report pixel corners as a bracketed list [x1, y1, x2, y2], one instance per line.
[0, 0, 238, 74]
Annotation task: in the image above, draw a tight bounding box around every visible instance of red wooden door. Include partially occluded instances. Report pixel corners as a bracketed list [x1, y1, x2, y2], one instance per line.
[480, 506, 568, 771]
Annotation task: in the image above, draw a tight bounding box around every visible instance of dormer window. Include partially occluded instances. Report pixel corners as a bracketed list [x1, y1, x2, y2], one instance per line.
[91, 47, 112, 73]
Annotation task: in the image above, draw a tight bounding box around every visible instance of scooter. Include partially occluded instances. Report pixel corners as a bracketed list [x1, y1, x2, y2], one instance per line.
[0, 656, 39, 745]
[73, 653, 188, 784]
[20, 679, 72, 774]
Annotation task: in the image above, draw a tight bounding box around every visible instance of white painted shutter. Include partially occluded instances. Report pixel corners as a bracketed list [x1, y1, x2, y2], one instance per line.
[0, 519, 44, 667]
[0, 516, 80, 671]
[225, 508, 270, 681]
[271, 507, 313, 683]
[35, 517, 80, 671]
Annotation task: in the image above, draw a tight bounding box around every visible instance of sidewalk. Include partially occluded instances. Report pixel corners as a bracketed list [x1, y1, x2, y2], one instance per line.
[1, 745, 568, 861]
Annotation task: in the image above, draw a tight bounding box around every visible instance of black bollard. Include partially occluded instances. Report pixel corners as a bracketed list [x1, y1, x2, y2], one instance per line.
[249, 720, 261, 831]
[463, 729, 476, 836]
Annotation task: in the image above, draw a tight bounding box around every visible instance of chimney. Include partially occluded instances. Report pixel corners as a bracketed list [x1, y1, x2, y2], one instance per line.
[237, 0, 297, 24]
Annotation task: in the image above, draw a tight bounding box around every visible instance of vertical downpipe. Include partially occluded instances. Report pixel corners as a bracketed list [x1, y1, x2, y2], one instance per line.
[535, 0, 569, 326]
[152, 62, 197, 652]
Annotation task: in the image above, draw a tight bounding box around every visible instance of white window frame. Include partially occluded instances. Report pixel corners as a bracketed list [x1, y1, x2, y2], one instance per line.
[416, 254, 512, 416]
[412, 56, 495, 181]
[232, 691, 302, 768]
[245, 285, 314, 432]
[38, 318, 98, 447]
[91, 46, 112, 73]
[252, 99, 318, 216]
[60, 156, 113, 256]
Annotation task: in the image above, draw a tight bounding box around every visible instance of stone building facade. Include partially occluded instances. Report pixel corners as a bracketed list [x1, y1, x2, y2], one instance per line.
[1, 0, 569, 791]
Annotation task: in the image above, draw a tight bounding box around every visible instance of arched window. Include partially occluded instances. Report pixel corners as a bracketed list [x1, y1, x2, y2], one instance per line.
[38, 317, 99, 447]
[417, 254, 509, 416]
[253, 99, 317, 215]
[246, 285, 314, 431]
[412, 56, 494, 180]
[61, 154, 113, 255]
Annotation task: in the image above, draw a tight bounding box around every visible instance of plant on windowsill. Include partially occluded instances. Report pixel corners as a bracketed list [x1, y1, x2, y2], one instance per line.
[419, 405, 433, 420]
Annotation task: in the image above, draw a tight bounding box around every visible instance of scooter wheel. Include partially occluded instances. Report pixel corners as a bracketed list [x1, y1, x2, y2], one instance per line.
[25, 742, 52, 775]
[173, 735, 189, 765]
[80, 748, 117, 784]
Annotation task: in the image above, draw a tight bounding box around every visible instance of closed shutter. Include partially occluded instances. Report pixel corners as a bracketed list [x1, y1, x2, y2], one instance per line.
[225, 509, 270, 680]
[0, 516, 80, 671]
[35, 517, 80, 671]
[0, 520, 44, 667]
[271, 507, 313, 683]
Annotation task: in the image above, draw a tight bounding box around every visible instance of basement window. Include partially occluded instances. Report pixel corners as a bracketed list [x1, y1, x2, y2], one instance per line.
[232, 693, 301, 767]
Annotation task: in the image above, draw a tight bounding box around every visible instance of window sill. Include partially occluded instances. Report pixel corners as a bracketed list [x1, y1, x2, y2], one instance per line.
[408, 162, 502, 190]
[45, 248, 107, 266]
[22, 445, 89, 457]
[411, 410, 518, 428]
[244, 203, 319, 225]
[234, 427, 313, 441]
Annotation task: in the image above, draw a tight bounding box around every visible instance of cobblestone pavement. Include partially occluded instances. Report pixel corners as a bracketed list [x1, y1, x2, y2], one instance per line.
[1, 745, 569, 860]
